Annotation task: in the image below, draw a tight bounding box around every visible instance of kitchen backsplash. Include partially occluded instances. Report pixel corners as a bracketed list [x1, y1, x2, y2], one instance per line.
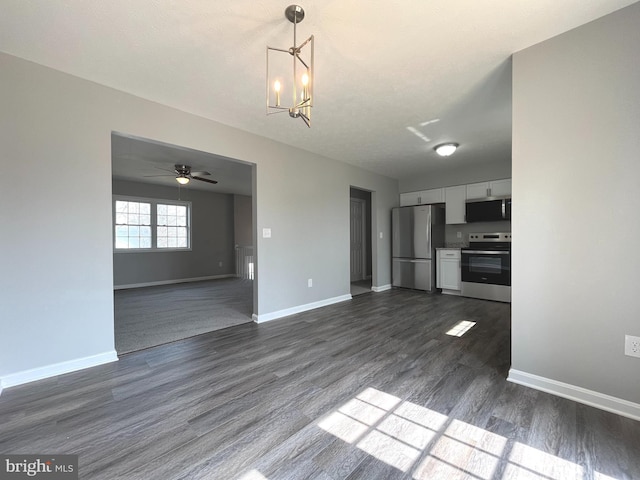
[445, 221, 511, 246]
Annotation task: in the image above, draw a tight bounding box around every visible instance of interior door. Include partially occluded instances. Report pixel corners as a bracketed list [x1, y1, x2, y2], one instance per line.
[350, 198, 365, 281]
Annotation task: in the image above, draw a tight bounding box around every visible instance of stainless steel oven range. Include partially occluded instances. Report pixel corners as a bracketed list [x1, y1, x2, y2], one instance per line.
[461, 232, 511, 303]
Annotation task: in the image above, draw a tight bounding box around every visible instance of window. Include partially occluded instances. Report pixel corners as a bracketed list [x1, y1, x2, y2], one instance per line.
[114, 200, 152, 249]
[113, 196, 191, 251]
[157, 203, 188, 248]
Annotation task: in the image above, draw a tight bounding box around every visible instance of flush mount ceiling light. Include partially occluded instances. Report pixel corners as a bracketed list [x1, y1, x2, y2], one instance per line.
[434, 143, 459, 157]
[267, 5, 314, 127]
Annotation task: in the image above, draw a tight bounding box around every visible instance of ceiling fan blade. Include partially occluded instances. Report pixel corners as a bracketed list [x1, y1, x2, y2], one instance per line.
[191, 171, 211, 176]
[152, 166, 178, 174]
[192, 176, 218, 184]
[143, 174, 174, 177]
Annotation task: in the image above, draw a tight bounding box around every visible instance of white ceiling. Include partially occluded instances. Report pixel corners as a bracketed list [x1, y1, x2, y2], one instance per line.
[1, 0, 637, 185]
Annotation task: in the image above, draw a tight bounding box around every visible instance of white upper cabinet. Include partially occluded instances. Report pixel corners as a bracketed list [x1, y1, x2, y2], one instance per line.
[466, 179, 512, 199]
[466, 182, 491, 199]
[400, 188, 444, 207]
[401, 178, 511, 214]
[445, 185, 466, 224]
[400, 191, 421, 207]
[419, 188, 444, 204]
[488, 178, 511, 197]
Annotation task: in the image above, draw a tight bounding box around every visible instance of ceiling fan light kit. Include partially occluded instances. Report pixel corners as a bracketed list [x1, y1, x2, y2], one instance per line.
[266, 5, 314, 127]
[171, 164, 218, 185]
[434, 143, 459, 157]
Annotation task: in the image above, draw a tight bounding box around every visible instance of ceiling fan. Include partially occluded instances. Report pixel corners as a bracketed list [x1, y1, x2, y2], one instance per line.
[146, 164, 218, 186]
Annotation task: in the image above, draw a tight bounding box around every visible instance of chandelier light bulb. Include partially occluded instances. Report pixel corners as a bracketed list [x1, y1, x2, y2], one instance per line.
[274, 80, 281, 107]
[301, 73, 309, 86]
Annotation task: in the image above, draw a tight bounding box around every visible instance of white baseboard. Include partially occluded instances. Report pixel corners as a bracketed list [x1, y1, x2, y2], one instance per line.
[253, 294, 352, 324]
[372, 284, 392, 293]
[114, 274, 235, 290]
[507, 369, 640, 421]
[0, 351, 119, 393]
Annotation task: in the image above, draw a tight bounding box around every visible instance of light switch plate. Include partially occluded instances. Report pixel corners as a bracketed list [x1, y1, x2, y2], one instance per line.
[263, 228, 272, 238]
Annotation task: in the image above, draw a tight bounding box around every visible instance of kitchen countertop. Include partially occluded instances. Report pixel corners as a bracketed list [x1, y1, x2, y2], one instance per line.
[436, 244, 467, 250]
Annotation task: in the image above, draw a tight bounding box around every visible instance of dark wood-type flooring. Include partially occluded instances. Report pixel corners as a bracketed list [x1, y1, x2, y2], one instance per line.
[1, 289, 639, 479]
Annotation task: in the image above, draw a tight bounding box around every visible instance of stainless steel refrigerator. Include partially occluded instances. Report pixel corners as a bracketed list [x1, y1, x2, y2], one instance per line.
[392, 204, 445, 292]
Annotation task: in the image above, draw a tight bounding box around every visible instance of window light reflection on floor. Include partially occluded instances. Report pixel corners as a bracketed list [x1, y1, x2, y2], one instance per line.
[237, 469, 268, 480]
[446, 320, 476, 337]
[316, 387, 619, 480]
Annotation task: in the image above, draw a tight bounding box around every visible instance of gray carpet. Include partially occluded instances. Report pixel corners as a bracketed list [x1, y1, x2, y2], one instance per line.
[114, 278, 253, 354]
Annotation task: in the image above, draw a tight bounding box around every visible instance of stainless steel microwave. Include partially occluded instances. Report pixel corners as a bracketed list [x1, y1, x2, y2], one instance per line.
[465, 197, 511, 223]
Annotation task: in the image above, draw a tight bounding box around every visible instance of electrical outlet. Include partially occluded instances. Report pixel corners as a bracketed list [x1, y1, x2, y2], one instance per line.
[308, 278, 313, 288]
[457, 231, 462, 239]
[218, 261, 223, 267]
[625, 335, 640, 358]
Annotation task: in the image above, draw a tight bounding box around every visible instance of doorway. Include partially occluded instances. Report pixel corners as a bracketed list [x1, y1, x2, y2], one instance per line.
[350, 187, 372, 296]
[111, 133, 256, 354]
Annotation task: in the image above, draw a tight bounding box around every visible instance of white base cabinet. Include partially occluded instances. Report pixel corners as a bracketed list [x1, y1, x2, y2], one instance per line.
[437, 249, 461, 294]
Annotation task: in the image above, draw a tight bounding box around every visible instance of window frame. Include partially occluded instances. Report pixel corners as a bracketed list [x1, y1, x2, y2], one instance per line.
[113, 195, 192, 253]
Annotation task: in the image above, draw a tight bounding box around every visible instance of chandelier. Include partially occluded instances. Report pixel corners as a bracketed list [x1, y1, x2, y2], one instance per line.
[266, 5, 314, 127]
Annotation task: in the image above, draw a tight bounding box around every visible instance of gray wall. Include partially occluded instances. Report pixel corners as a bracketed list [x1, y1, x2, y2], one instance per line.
[233, 194, 253, 247]
[112, 179, 235, 286]
[0, 52, 398, 384]
[399, 158, 511, 193]
[512, 3, 640, 403]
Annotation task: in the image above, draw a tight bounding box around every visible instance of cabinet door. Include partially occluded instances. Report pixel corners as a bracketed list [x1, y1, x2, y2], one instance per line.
[489, 179, 512, 197]
[400, 192, 420, 206]
[441, 258, 461, 290]
[419, 188, 444, 204]
[445, 185, 466, 224]
[466, 182, 490, 199]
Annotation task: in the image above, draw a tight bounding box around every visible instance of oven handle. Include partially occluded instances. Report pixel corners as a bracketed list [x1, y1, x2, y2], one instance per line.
[462, 250, 510, 255]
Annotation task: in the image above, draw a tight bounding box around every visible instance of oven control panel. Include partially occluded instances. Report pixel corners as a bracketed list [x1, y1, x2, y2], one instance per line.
[469, 232, 511, 243]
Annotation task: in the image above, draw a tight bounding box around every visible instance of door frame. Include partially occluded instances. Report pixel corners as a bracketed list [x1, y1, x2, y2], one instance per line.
[350, 197, 367, 282]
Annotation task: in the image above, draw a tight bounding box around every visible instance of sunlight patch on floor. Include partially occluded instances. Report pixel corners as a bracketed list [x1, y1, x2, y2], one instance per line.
[446, 320, 476, 337]
[317, 387, 620, 480]
[505, 442, 583, 479]
[237, 469, 268, 480]
[414, 420, 505, 479]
